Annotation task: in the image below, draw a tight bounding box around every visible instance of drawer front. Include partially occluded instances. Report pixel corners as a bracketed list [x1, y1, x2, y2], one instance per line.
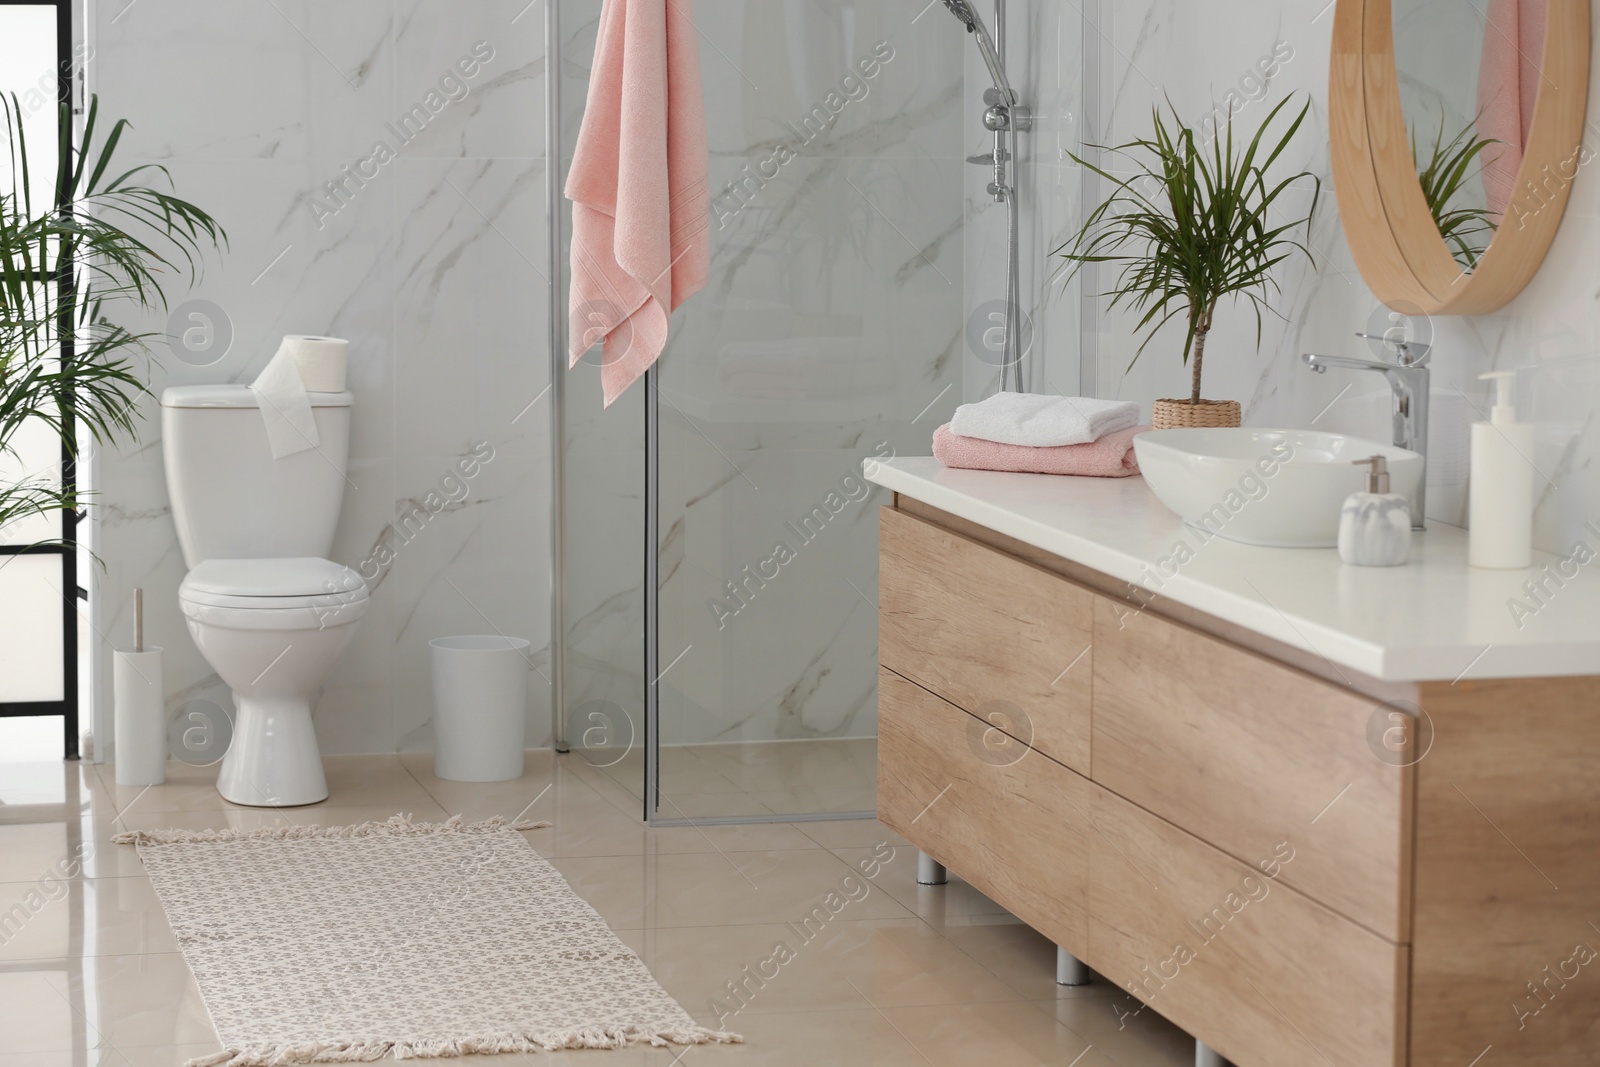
[1092, 599, 1412, 941]
[880, 506, 1094, 774]
[1087, 784, 1408, 1067]
[878, 667, 1089, 951]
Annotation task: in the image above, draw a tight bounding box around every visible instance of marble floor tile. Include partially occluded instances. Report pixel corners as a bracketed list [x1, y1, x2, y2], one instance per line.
[548, 848, 912, 932]
[564, 739, 881, 823]
[0, 876, 177, 961]
[0, 1051, 127, 1067]
[0, 747, 1194, 1066]
[938, 917, 1124, 1002]
[46, 951, 218, 1049]
[0, 762, 117, 824]
[395, 749, 562, 822]
[1036, 993, 1198, 1065]
[690, 739, 879, 795]
[113, 1048, 215, 1067]
[617, 916, 1025, 1021]
[879, 1001, 1102, 1065]
[794, 818, 910, 852]
[646, 821, 821, 855]
[90, 760, 235, 818]
[829, 845, 1015, 927]
[0, 967, 107, 1052]
[0, 816, 145, 882]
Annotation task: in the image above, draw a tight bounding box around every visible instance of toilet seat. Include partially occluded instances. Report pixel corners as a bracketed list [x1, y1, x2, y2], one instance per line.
[179, 557, 368, 610]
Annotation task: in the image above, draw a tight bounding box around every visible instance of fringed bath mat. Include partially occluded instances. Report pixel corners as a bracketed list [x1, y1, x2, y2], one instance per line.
[114, 814, 739, 1066]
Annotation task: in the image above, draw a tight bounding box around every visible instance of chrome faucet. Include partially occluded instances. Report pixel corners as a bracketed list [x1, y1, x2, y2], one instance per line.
[1302, 333, 1430, 530]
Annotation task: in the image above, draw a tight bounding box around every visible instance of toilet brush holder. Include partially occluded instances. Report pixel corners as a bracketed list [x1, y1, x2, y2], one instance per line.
[114, 588, 166, 786]
[113, 648, 165, 785]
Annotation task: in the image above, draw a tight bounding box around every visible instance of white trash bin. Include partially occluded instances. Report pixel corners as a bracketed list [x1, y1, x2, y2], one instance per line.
[429, 635, 530, 782]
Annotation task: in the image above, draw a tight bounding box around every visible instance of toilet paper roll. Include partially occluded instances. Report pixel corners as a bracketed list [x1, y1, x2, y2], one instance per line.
[250, 337, 319, 459]
[285, 335, 349, 393]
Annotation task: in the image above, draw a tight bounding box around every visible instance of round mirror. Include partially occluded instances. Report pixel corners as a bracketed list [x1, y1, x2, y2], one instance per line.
[1331, 0, 1590, 314]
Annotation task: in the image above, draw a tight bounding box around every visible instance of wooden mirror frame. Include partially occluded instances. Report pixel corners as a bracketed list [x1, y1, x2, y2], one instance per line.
[1330, 0, 1591, 314]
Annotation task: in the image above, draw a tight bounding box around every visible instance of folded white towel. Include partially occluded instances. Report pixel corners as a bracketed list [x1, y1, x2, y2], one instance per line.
[949, 392, 1140, 448]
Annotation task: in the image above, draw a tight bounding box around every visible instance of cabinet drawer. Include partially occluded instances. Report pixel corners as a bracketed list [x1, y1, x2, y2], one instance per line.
[1087, 784, 1408, 1067]
[877, 667, 1089, 951]
[880, 506, 1094, 774]
[1092, 599, 1412, 940]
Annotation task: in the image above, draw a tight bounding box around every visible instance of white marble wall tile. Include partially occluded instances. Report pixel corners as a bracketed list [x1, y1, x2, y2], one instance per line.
[657, 438, 886, 745]
[392, 0, 545, 160]
[391, 157, 549, 460]
[90, 0, 394, 160]
[674, 153, 965, 448]
[89, 0, 552, 757]
[653, 0, 962, 163]
[384, 452, 552, 751]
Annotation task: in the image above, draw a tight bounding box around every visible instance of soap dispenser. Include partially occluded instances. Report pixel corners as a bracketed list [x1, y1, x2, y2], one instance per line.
[1339, 455, 1411, 566]
[1469, 370, 1533, 569]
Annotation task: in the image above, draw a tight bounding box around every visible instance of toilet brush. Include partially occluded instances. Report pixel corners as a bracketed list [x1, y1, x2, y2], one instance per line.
[113, 588, 166, 786]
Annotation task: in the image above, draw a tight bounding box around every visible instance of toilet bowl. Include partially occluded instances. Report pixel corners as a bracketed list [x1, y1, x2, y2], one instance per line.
[161, 384, 364, 807]
[180, 558, 369, 806]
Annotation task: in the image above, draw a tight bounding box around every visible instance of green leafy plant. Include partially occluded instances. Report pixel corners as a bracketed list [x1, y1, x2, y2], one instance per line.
[1055, 96, 1320, 406]
[1412, 115, 1499, 270]
[1, 94, 225, 549]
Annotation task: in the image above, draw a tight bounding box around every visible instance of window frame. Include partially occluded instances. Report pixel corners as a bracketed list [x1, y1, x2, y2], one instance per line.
[0, 0, 82, 761]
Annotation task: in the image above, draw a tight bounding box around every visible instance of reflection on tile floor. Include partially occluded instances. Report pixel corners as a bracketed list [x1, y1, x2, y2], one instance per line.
[592, 738, 880, 820]
[0, 753, 1194, 1065]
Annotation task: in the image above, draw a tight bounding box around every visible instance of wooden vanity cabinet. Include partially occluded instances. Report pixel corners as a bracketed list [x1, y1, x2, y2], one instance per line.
[877, 502, 1600, 1067]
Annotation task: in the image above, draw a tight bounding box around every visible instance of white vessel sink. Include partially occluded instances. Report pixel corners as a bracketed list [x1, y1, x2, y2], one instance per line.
[1133, 428, 1423, 548]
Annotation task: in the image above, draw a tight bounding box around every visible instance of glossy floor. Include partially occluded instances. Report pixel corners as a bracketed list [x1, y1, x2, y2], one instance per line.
[0, 751, 1195, 1066]
[592, 738, 879, 820]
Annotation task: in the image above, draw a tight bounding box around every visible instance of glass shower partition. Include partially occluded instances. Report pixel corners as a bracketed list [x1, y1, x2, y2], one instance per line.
[556, 0, 966, 821]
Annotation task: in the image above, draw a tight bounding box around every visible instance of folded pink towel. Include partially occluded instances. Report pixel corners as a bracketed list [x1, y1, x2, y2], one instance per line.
[933, 423, 1148, 477]
[567, 0, 710, 407]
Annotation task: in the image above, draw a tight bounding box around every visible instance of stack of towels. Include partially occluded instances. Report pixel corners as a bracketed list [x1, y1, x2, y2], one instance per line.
[934, 393, 1149, 477]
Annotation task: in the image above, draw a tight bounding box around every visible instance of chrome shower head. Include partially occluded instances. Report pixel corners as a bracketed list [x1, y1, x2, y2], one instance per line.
[939, 0, 1014, 104]
[942, 0, 977, 31]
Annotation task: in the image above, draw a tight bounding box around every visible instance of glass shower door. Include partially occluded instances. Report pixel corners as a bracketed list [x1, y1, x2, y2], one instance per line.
[557, 0, 966, 821]
[650, 1, 965, 821]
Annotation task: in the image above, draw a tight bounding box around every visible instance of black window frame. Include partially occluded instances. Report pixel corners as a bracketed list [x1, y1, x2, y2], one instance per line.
[0, 0, 83, 761]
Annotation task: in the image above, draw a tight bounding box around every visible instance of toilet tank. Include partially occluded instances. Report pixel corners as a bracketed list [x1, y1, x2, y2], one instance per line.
[161, 385, 353, 568]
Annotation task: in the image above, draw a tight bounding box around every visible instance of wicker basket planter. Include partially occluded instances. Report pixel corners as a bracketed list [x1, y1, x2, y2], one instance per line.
[1151, 398, 1242, 429]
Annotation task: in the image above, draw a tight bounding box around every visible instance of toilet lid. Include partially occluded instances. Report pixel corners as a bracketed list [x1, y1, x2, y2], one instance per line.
[180, 557, 368, 609]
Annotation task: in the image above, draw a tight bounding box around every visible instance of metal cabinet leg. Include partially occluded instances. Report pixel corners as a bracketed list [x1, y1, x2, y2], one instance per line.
[916, 851, 947, 885]
[1195, 1040, 1228, 1067]
[1055, 946, 1091, 986]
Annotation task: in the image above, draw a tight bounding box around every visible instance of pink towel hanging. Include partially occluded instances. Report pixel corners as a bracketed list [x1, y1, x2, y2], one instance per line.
[1478, 0, 1549, 218]
[567, 0, 710, 407]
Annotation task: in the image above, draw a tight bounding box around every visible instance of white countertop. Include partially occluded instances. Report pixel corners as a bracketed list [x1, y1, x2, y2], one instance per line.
[868, 457, 1600, 683]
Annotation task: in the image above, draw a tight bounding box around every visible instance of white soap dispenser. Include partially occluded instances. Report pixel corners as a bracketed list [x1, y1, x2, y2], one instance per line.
[1469, 370, 1533, 569]
[1339, 455, 1411, 566]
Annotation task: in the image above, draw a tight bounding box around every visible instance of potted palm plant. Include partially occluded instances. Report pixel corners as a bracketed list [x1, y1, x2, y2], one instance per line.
[1056, 96, 1320, 429]
[2, 94, 224, 545]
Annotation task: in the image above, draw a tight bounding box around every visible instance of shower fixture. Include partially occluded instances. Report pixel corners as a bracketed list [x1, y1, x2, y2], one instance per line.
[943, 0, 1031, 393]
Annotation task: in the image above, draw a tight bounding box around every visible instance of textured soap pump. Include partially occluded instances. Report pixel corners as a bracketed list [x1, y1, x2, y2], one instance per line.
[1339, 455, 1411, 566]
[1469, 370, 1533, 569]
